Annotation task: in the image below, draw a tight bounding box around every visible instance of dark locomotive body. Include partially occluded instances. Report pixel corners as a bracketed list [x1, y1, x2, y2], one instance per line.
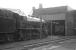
[0, 17, 16, 42]
[0, 9, 22, 42]
[0, 9, 48, 42]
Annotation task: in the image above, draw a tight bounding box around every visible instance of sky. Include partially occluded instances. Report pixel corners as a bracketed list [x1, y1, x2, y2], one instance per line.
[0, 0, 76, 16]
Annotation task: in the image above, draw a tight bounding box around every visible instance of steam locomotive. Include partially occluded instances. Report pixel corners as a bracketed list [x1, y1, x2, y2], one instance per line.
[0, 9, 48, 42]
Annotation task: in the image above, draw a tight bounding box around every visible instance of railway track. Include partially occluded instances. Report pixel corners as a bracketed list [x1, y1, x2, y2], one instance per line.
[0, 37, 72, 50]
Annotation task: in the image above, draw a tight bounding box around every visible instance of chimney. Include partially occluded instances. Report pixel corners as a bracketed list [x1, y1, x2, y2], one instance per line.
[39, 3, 43, 9]
[32, 7, 36, 17]
[32, 7, 36, 11]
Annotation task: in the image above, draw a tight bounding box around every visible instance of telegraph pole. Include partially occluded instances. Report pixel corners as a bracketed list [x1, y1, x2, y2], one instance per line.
[51, 20, 52, 40]
[51, 16, 53, 40]
[40, 16, 42, 39]
[65, 12, 68, 38]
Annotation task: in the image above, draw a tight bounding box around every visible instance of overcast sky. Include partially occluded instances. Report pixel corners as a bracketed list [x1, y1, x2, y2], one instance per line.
[0, 0, 75, 15]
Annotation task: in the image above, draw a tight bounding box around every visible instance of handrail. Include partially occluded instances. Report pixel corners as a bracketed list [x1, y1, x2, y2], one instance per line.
[17, 28, 41, 30]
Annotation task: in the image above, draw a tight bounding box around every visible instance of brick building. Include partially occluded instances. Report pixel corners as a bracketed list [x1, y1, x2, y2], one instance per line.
[32, 4, 73, 36]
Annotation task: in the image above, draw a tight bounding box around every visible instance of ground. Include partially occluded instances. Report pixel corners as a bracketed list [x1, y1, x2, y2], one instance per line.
[30, 39, 76, 50]
[0, 36, 76, 50]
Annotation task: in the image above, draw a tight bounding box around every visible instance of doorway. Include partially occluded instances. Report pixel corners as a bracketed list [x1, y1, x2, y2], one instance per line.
[52, 20, 65, 36]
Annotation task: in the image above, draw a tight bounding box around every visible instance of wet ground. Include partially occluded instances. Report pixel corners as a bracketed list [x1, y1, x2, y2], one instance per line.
[30, 39, 76, 50]
[0, 36, 75, 50]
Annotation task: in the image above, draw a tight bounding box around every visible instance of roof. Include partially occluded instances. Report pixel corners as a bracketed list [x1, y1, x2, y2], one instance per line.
[33, 6, 69, 15]
[27, 16, 44, 22]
